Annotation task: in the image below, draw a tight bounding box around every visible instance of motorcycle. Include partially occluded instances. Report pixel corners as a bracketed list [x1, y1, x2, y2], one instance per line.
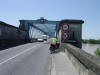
[49, 42, 60, 54]
[49, 44, 56, 54]
[56, 42, 60, 49]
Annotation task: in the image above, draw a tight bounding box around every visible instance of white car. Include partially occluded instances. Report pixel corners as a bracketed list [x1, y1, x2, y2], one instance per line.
[37, 38, 44, 42]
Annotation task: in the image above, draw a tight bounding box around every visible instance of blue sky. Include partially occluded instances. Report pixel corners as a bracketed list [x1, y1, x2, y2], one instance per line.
[0, 0, 100, 39]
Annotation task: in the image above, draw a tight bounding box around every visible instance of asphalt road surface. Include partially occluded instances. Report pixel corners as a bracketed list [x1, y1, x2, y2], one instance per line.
[0, 42, 51, 75]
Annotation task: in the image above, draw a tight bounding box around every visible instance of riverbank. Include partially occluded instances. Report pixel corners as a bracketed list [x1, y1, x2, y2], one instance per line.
[82, 43, 100, 55]
[82, 39, 100, 44]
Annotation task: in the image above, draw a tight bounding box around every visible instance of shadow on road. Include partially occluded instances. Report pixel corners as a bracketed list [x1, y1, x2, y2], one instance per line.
[50, 46, 65, 54]
[0, 42, 28, 51]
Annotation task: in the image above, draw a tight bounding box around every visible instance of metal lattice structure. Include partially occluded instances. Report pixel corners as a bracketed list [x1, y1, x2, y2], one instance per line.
[19, 18, 59, 39]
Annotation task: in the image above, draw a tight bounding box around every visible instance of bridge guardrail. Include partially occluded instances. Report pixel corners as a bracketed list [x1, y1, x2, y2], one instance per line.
[62, 43, 100, 75]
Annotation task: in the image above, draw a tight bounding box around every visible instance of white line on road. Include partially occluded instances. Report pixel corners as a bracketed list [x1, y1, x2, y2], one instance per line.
[0, 43, 42, 65]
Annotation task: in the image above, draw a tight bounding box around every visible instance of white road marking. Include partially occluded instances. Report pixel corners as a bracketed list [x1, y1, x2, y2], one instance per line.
[0, 43, 42, 65]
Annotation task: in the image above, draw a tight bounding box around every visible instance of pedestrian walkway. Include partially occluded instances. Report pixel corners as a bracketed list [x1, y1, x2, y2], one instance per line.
[51, 52, 78, 75]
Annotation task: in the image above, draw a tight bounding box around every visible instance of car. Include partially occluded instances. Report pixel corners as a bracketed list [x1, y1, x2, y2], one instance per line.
[37, 38, 44, 42]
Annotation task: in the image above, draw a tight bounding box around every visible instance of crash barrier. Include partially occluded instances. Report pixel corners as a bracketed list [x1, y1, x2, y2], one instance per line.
[62, 43, 100, 75]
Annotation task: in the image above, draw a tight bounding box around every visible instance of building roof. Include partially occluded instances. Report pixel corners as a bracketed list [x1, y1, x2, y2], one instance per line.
[57, 19, 84, 31]
[59, 19, 84, 24]
[0, 21, 18, 29]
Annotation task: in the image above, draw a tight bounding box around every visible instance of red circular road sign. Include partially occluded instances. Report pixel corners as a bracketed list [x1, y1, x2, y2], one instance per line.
[62, 31, 70, 40]
[62, 23, 69, 31]
[40, 17, 44, 23]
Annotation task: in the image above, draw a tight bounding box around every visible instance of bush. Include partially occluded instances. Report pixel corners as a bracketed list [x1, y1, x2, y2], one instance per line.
[88, 39, 97, 44]
[95, 47, 100, 56]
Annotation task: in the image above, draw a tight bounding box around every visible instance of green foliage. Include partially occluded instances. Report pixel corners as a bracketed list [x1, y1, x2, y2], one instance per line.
[82, 39, 100, 44]
[95, 47, 100, 56]
[82, 39, 88, 43]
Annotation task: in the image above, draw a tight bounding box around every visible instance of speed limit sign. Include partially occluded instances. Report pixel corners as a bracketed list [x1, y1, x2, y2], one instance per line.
[62, 23, 69, 31]
[62, 31, 70, 40]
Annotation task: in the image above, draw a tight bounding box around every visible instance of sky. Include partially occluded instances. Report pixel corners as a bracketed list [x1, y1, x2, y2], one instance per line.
[0, 0, 100, 39]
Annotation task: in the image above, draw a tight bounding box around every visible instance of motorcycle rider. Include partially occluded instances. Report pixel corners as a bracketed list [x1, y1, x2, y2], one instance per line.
[56, 40, 60, 49]
[50, 37, 57, 53]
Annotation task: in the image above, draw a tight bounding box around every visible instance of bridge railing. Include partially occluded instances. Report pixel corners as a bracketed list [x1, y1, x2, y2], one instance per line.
[62, 43, 100, 75]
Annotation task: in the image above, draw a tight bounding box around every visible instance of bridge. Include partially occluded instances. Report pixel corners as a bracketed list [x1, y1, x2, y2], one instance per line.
[0, 18, 100, 75]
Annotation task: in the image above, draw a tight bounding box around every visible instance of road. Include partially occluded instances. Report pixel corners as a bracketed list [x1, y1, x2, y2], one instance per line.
[0, 42, 79, 75]
[0, 42, 51, 75]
